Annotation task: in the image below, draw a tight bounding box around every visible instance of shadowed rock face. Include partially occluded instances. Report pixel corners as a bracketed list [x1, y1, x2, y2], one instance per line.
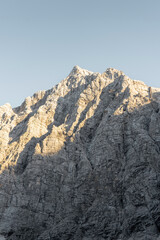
[0, 66, 160, 240]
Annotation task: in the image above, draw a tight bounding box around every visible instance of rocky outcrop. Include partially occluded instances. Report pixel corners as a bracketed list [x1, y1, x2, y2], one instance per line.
[0, 66, 160, 239]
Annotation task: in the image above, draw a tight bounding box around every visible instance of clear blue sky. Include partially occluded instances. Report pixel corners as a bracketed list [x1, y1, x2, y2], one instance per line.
[0, 0, 160, 107]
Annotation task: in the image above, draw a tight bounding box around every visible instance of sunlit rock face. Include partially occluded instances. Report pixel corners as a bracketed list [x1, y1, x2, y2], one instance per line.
[0, 66, 160, 240]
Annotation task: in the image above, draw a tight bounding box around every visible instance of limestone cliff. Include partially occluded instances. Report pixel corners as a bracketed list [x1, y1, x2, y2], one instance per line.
[0, 66, 160, 240]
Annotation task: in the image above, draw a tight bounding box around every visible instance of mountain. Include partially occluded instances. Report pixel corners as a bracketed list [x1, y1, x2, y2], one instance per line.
[0, 66, 160, 240]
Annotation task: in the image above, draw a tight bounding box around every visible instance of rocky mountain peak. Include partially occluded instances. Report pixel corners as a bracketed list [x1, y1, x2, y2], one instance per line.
[0, 67, 160, 240]
[69, 65, 93, 76]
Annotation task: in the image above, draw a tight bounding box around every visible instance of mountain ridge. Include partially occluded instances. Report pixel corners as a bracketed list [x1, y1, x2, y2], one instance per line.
[0, 66, 160, 239]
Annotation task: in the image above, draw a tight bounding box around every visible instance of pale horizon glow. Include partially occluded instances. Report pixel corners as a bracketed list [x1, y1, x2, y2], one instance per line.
[0, 0, 160, 107]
